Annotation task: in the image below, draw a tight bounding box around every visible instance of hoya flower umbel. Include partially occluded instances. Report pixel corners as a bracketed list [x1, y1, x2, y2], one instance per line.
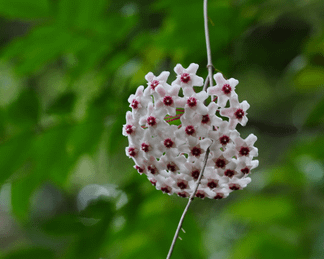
[123, 63, 258, 199]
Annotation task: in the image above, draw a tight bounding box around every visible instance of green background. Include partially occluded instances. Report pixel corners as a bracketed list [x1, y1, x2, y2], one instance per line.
[0, 0, 324, 258]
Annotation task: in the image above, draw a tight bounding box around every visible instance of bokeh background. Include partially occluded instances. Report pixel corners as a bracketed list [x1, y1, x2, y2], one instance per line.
[0, 0, 324, 258]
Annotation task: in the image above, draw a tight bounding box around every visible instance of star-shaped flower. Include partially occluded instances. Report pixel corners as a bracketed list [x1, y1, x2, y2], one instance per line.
[174, 63, 204, 96]
[220, 93, 250, 129]
[144, 71, 171, 97]
[207, 73, 239, 108]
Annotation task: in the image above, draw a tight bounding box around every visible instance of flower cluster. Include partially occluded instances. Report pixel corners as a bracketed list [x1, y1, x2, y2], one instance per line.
[123, 63, 258, 199]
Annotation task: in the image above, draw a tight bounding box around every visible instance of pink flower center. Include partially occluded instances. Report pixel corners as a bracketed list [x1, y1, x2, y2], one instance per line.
[219, 135, 230, 145]
[161, 186, 171, 193]
[148, 165, 157, 175]
[229, 184, 240, 190]
[164, 138, 174, 148]
[177, 180, 188, 189]
[151, 80, 159, 90]
[191, 169, 200, 180]
[181, 73, 190, 83]
[201, 115, 210, 124]
[224, 169, 235, 178]
[163, 96, 173, 106]
[222, 84, 232, 95]
[141, 143, 150, 152]
[207, 180, 218, 189]
[191, 147, 202, 157]
[131, 99, 139, 109]
[241, 167, 250, 174]
[239, 147, 250, 156]
[187, 97, 197, 107]
[234, 109, 244, 119]
[185, 125, 195, 135]
[196, 191, 205, 199]
[167, 162, 177, 172]
[214, 193, 224, 199]
[147, 116, 157, 126]
[125, 125, 133, 135]
[128, 147, 137, 157]
[215, 158, 226, 168]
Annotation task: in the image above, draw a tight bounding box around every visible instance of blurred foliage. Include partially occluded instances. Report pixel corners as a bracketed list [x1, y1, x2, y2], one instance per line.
[0, 0, 324, 258]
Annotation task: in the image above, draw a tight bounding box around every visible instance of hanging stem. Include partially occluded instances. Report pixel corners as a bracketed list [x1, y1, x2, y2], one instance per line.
[166, 145, 212, 259]
[166, 1, 214, 258]
[204, 0, 214, 91]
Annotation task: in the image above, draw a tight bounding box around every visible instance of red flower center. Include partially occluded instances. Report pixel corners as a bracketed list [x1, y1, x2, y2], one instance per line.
[135, 166, 144, 173]
[239, 147, 250, 156]
[164, 138, 174, 148]
[128, 147, 137, 157]
[150, 179, 157, 186]
[187, 97, 197, 107]
[224, 169, 235, 178]
[141, 143, 150, 152]
[214, 193, 224, 199]
[201, 115, 210, 124]
[229, 184, 240, 190]
[167, 162, 177, 172]
[148, 165, 157, 175]
[147, 116, 156, 126]
[241, 167, 250, 174]
[177, 192, 188, 198]
[234, 109, 244, 119]
[161, 186, 171, 193]
[191, 169, 200, 180]
[181, 73, 190, 83]
[215, 158, 226, 168]
[196, 191, 205, 199]
[131, 99, 139, 109]
[177, 181, 188, 189]
[219, 135, 230, 145]
[125, 125, 133, 135]
[222, 84, 232, 94]
[151, 80, 159, 90]
[207, 180, 218, 189]
[163, 96, 173, 106]
[191, 147, 201, 157]
[185, 125, 195, 135]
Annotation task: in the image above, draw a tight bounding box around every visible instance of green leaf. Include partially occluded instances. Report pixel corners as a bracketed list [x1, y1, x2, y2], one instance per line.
[304, 94, 324, 127]
[56, 0, 110, 28]
[42, 214, 86, 235]
[67, 118, 104, 159]
[294, 66, 324, 90]
[80, 198, 114, 219]
[0, 0, 50, 20]
[46, 92, 76, 114]
[226, 196, 294, 223]
[70, 200, 114, 259]
[0, 132, 33, 186]
[2, 247, 54, 259]
[6, 88, 39, 127]
[11, 173, 42, 221]
[2, 26, 73, 75]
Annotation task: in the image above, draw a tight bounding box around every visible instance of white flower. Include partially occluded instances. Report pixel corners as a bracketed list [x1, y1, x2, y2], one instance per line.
[220, 93, 250, 129]
[123, 63, 259, 199]
[174, 63, 204, 96]
[155, 84, 183, 116]
[208, 72, 239, 108]
[144, 71, 171, 97]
